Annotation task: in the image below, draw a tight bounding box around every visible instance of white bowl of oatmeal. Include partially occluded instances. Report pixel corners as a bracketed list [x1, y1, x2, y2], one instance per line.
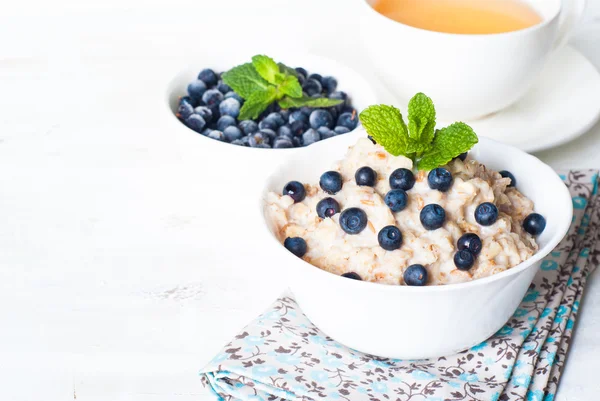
[260, 128, 572, 359]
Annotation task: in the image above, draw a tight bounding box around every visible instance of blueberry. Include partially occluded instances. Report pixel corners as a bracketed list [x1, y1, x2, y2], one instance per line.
[457, 233, 482, 256]
[404, 264, 428, 286]
[240, 135, 250, 145]
[217, 115, 237, 131]
[259, 129, 276, 144]
[273, 137, 294, 148]
[334, 126, 350, 135]
[300, 107, 312, 116]
[458, 152, 468, 161]
[329, 107, 339, 121]
[389, 168, 415, 191]
[224, 91, 244, 103]
[378, 225, 402, 251]
[202, 89, 223, 107]
[428, 168, 453, 192]
[309, 109, 334, 129]
[208, 130, 224, 141]
[384, 189, 408, 212]
[249, 133, 266, 147]
[258, 119, 278, 131]
[329, 91, 348, 112]
[341, 272, 362, 280]
[231, 139, 246, 146]
[177, 102, 194, 120]
[266, 112, 285, 127]
[475, 202, 499, 226]
[499, 170, 517, 187]
[316, 197, 341, 219]
[454, 250, 475, 270]
[420, 204, 446, 230]
[219, 98, 240, 118]
[201, 128, 212, 136]
[292, 136, 302, 147]
[256, 143, 272, 148]
[302, 128, 321, 146]
[280, 109, 290, 121]
[284, 237, 307, 257]
[289, 110, 308, 124]
[321, 76, 338, 94]
[184, 114, 206, 133]
[337, 112, 358, 130]
[223, 126, 243, 142]
[339, 207, 368, 235]
[217, 81, 231, 94]
[303, 79, 323, 96]
[294, 67, 308, 78]
[198, 68, 218, 87]
[194, 106, 213, 123]
[523, 213, 546, 235]
[179, 96, 197, 107]
[283, 181, 306, 203]
[308, 73, 322, 83]
[187, 79, 207, 101]
[290, 120, 307, 136]
[277, 125, 293, 139]
[317, 126, 335, 139]
[319, 171, 343, 194]
[355, 166, 377, 187]
[239, 120, 258, 135]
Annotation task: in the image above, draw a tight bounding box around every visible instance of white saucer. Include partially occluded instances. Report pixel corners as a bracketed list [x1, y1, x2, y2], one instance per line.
[448, 46, 600, 153]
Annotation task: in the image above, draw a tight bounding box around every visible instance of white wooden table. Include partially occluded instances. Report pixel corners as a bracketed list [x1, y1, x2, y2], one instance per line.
[1, 0, 599, 400]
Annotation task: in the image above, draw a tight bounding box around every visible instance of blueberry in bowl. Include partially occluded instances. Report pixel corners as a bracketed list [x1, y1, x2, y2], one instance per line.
[167, 53, 377, 157]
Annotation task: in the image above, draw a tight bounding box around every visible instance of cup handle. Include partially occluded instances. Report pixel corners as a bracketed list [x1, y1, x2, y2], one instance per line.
[554, 0, 587, 49]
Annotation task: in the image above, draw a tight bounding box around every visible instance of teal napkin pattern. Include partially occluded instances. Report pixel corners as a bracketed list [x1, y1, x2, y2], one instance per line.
[202, 170, 599, 401]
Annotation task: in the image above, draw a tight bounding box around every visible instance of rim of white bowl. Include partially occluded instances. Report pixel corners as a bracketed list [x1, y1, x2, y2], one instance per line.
[163, 53, 379, 152]
[260, 133, 574, 293]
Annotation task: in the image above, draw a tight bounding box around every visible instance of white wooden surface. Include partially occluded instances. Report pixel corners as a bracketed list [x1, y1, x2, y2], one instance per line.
[1, 0, 600, 400]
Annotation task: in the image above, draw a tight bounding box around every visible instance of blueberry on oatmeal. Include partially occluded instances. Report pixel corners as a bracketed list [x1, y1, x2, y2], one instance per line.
[341, 272, 362, 280]
[420, 204, 446, 230]
[523, 213, 546, 235]
[475, 202, 499, 226]
[404, 264, 428, 286]
[389, 168, 415, 191]
[378, 225, 403, 251]
[316, 197, 341, 219]
[283, 181, 306, 203]
[355, 166, 377, 187]
[284, 237, 307, 257]
[339, 208, 368, 235]
[319, 171, 343, 194]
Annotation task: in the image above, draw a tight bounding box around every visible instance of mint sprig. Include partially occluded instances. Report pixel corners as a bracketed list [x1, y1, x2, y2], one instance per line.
[359, 93, 478, 170]
[222, 54, 343, 120]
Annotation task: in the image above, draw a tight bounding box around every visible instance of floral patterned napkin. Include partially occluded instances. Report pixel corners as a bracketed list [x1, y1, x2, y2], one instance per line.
[202, 170, 599, 401]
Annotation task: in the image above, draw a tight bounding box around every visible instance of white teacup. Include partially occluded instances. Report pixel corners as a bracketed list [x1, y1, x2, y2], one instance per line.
[359, 0, 586, 120]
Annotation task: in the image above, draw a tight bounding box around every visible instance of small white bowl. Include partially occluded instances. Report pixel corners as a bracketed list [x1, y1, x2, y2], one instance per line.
[164, 53, 378, 195]
[260, 128, 572, 359]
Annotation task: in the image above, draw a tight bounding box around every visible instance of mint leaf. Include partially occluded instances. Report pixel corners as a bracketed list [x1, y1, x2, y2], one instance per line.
[359, 105, 410, 157]
[279, 75, 302, 98]
[278, 63, 298, 77]
[278, 95, 342, 109]
[252, 55, 281, 85]
[222, 63, 270, 99]
[238, 87, 278, 120]
[417, 122, 478, 170]
[407, 92, 436, 151]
